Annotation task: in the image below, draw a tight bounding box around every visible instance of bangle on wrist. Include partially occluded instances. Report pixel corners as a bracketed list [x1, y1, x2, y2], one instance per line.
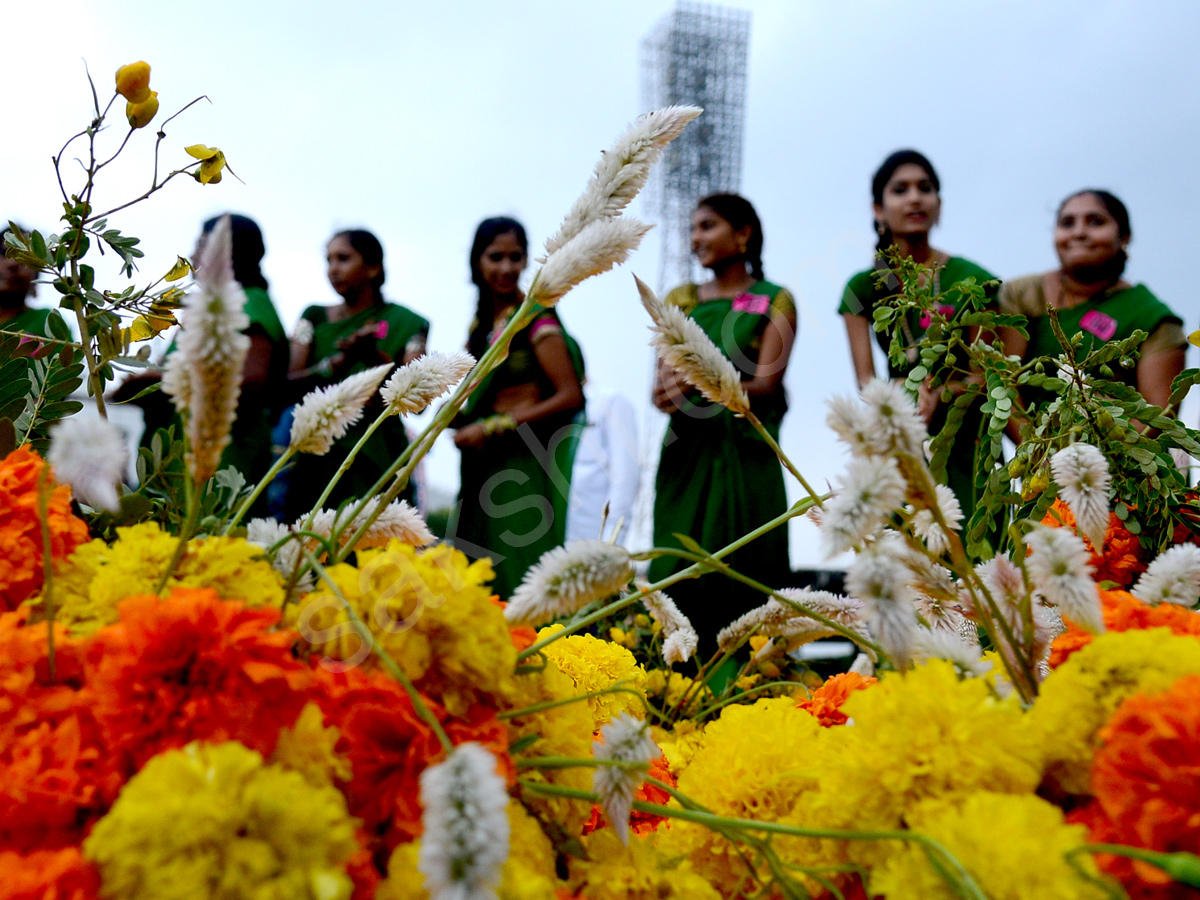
[480, 413, 518, 437]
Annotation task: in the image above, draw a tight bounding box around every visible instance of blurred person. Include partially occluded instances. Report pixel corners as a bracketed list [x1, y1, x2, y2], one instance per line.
[649, 193, 796, 654]
[0, 223, 51, 335]
[450, 216, 585, 599]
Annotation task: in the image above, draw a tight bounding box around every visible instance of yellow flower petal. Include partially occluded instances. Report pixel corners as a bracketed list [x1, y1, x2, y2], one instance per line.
[194, 149, 227, 185]
[1188, 329, 1200, 349]
[184, 143, 219, 161]
[125, 91, 159, 129]
[164, 257, 192, 282]
[115, 61, 151, 103]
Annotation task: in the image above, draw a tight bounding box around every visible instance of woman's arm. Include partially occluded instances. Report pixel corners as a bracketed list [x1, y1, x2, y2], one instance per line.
[842, 313, 877, 390]
[1138, 345, 1186, 413]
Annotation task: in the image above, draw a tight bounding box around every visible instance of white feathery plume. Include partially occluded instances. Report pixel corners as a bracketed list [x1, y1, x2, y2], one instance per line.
[288, 363, 393, 454]
[544, 105, 702, 257]
[849, 652, 876, 678]
[533, 217, 652, 308]
[418, 742, 510, 900]
[909, 483, 964, 556]
[972, 552, 1026, 620]
[637, 275, 750, 415]
[380, 350, 476, 415]
[857, 379, 927, 457]
[307, 498, 434, 551]
[846, 534, 918, 666]
[47, 416, 127, 512]
[821, 455, 907, 557]
[291, 318, 314, 345]
[592, 714, 659, 844]
[1024, 525, 1104, 634]
[643, 591, 698, 664]
[826, 393, 876, 458]
[161, 215, 250, 483]
[1050, 443, 1111, 550]
[911, 627, 990, 678]
[247, 517, 315, 594]
[1133, 544, 1200, 607]
[905, 555, 961, 610]
[717, 589, 867, 654]
[505, 540, 633, 626]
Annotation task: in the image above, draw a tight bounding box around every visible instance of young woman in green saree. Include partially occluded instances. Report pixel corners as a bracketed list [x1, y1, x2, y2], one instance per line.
[998, 189, 1186, 423]
[285, 229, 429, 519]
[650, 194, 798, 653]
[451, 217, 585, 600]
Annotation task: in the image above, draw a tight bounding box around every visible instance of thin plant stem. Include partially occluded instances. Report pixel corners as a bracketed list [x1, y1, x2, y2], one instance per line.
[224, 448, 294, 534]
[156, 478, 201, 593]
[301, 547, 453, 754]
[745, 409, 824, 508]
[302, 406, 394, 529]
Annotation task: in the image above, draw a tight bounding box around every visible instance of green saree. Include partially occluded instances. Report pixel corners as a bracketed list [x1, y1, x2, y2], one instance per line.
[649, 281, 794, 651]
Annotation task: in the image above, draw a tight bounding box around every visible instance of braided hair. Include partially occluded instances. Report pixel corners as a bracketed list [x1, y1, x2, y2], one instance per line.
[696, 193, 764, 280]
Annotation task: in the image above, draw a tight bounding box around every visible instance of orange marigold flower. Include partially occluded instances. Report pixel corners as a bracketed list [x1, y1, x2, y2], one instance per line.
[491, 595, 538, 651]
[1049, 589, 1200, 668]
[0, 446, 90, 612]
[583, 751, 676, 837]
[1041, 498, 1146, 588]
[797, 671, 878, 727]
[0, 846, 100, 900]
[1073, 675, 1200, 900]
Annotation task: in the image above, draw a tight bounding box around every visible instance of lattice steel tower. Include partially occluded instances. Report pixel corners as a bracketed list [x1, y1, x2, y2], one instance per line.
[640, 3, 750, 290]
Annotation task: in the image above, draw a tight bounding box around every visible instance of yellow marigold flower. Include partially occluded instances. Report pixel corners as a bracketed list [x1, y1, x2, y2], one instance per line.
[185, 143, 228, 184]
[509, 655, 595, 838]
[379, 801, 561, 900]
[657, 697, 826, 896]
[569, 830, 722, 900]
[872, 792, 1106, 900]
[270, 703, 352, 788]
[115, 60, 151, 102]
[1029, 628, 1200, 795]
[83, 741, 359, 900]
[287, 541, 514, 717]
[537, 624, 646, 729]
[33, 522, 283, 633]
[786, 660, 1043, 872]
[126, 90, 159, 128]
[650, 720, 706, 776]
[643, 668, 712, 718]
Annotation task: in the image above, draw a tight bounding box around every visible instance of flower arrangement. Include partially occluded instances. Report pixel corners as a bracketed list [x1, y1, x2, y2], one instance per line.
[6, 60, 1200, 900]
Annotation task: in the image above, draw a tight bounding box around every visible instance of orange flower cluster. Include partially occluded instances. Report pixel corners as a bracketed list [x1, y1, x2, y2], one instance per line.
[0, 586, 514, 890]
[796, 671, 878, 727]
[1049, 590, 1200, 668]
[1072, 675, 1200, 900]
[1040, 498, 1146, 588]
[0, 446, 89, 612]
[0, 846, 99, 900]
[583, 753, 676, 838]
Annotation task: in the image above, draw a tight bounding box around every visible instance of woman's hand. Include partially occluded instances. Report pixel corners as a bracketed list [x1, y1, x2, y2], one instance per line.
[652, 360, 690, 412]
[453, 423, 487, 449]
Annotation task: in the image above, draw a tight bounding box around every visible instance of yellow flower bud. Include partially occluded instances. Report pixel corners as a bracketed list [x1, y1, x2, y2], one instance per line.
[634, 614, 650, 629]
[115, 61, 152, 103]
[125, 91, 159, 129]
[184, 144, 227, 185]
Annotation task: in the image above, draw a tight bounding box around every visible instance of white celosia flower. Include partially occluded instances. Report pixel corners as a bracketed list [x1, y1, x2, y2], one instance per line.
[643, 591, 698, 664]
[307, 498, 434, 551]
[909, 483, 963, 556]
[905, 555, 960, 609]
[1133, 544, 1200, 607]
[821, 455, 907, 557]
[418, 742, 510, 900]
[46, 416, 127, 513]
[592, 714, 659, 844]
[380, 350, 475, 415]
[1050, 443, 1111, 550]
[846, 535, 918, 666]
[857, 379, 927, 456]
[289, 363, 393, 454]
[505, 540, 634, 626]
[544, 105, 702, 257]
[1024, 526, 1103, 634]
[292, 318, 314, 345]
[638, 275, 750, 415]
[849, 652, 876, 678]
[911, 627, 989, 678]
[533, 217, 652, 307]
[717, 589, 867, 654]
[161, 215, 250, 483]
[826, 393, 876, 458]
[247, 517, 314, 594]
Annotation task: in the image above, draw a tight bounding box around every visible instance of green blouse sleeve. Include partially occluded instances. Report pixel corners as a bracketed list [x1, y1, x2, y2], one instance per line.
[838, 270, 875, 316]
[241, 287, 286, 345]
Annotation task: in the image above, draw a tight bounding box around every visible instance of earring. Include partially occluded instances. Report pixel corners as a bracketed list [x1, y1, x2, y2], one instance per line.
[737, 238, 748, 254]
[875, 222, 885, 235]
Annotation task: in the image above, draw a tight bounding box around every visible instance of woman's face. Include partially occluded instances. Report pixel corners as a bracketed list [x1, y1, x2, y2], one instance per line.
[326, 235, 380, 298]
[874, 163, 940, 238]
[477, 231, 527, 296]
[1054, 193, 1127, 273]
[690, 205, 750, 269]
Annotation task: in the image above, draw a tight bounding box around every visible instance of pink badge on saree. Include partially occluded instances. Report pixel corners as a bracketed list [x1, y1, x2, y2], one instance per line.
[732, 292, 770, 315]
[373, 320, 389, 340]
[1080, 309, 1117, 341]
[918, 304, 957, 329]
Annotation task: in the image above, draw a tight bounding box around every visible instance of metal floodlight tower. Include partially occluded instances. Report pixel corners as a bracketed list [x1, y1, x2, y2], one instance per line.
[640, 2, 751, 291]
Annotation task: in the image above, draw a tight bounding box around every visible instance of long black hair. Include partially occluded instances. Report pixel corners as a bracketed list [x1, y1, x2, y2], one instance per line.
[870, 149, 941, 253]
[696, 193, 764, 280]
[467, 216, 527, 360]
[1057, 189, 1131, 282]
[202, 214, 269, 290]
[330, 228, 387, 303]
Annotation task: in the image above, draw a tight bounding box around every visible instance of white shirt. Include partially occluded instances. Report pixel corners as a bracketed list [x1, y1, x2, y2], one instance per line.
[565, 392, 640, 543]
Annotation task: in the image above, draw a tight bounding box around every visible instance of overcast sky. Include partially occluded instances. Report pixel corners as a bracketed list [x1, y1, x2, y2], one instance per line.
[7, 0, 1200, 566]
